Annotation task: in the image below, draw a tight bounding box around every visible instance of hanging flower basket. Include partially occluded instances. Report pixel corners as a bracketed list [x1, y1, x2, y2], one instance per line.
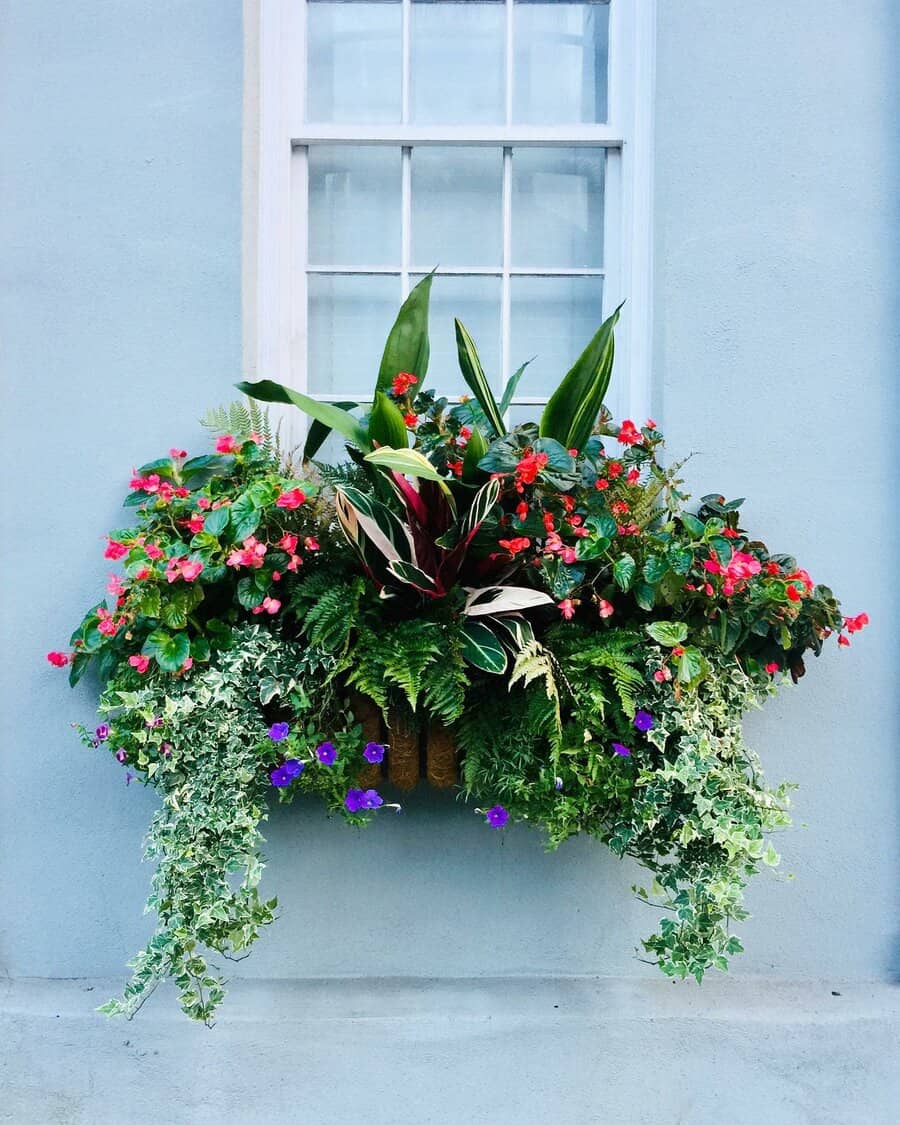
[50, 276, 868, 1023]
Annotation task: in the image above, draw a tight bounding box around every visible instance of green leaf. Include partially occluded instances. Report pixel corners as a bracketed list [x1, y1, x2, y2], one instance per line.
[634, 581, 656, 611]
[237, 576, 266, 609]
[376, 273, 432, 393]
[364, 446, 444, 482]
[236, 380, 370, 450]
[539, 303, 622, 451]
[680, 513, 705, 538]
[142, 629, 191, 672]
[667, 547, 693, 575]
[386, 560, 439, 593]
[613, 553, 636, 591]
[645, 621, 689, 646]
[202, 506, 229, 536]
[455, 319, 506, 436]
[229, 493, 260, 542]
[137, 457, 175, 477]
[303, 401, 358, 462]
[675, 646, 709, 688]
[642, 555, 669, 585]
[498, 359, 532, 414]
[161, 601, 188, 629]
[460, 620, 508, 674]
[461, 425, 489, 483]
[368, 391, 410, 450]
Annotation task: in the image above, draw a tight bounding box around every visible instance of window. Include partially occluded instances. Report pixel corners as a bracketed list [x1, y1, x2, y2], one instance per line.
[247, 0, 655, 436]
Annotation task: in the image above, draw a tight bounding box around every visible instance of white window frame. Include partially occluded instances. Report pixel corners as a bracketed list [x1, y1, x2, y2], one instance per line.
[243, 0, 656, 436]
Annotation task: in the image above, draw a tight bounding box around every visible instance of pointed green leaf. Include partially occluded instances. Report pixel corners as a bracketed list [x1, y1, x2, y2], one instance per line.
[539, 303, 623, 451]
[461, 425, 488, 483]
[460, 620, 508, 674]
[376, 272, 433, 392]
[386, 559, 439, 594]
[364, 446, 444, 482]
[455, 319, 506, 436]
[369, 391, 410, 450]
[498, 359, 533, 414]
[303, 401, 358, 462]
[236, 380, 370, 450]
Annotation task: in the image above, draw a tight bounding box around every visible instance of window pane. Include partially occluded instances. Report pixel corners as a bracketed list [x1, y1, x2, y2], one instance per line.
[308, 147, 401, 267]
[411, 273, 501, 398]
[511, 148, 605, 268]
[308, 274, 401, 395]
[510, 276, 604, 394]
[307, 2, 402, 123]
[410, 1, 505, 124]
[411, 148, 503, 269]
[513, 1, 609, 124]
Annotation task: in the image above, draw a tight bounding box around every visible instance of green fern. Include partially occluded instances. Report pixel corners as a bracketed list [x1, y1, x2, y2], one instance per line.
[292, 574, 364, 657]
[201, 398, 279, 457]
[509, 639, 563, 760]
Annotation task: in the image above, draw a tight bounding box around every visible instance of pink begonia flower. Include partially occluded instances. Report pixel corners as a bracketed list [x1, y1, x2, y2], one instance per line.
[196, 496, 211, 510]
[247, 431, 263, 444]
[616, 420, 643, 445]
[765, 662, 780, 674]
[182, 515, 204, 534]
[181, 657, 193, 672]
[165, 557, 204, 583]
[134, 567, 151, 581]
[216, 435, 238, 454]
[104, 539, 128, 561]
[845, 612, 869, 634]
[169, 448, 187, 459]
[129, 654, 150, 673]
[279, 533, 298, 553]
[144, 543, 164, 560]
[107, 574, 127, 598]
[227, 536, 267, 570]
[558, 599, 575, 620]
[597, 599, 614, 618]
[276, 488, 306, 509]
[286, 554, 303, 572]
[46, 651, 70, 667]
[304, 537, 320, 552]
[252, 596, 282, 616]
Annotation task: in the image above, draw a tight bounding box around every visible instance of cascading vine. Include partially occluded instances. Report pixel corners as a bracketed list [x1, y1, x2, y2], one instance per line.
[51, 277, 867, 1021]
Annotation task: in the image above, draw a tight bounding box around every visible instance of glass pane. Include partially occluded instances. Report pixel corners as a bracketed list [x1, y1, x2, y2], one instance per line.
[510, 276, 604, 395]
[513, 1, 609, 124]
[411, 148, 503, 269]
[511, 148, 605, 268]
[307, 274, 401, 395]
[411, 273, 501, 398]
[307, 2, 402, 123]
[308, 147, 402, 267]
[410, 1, 505, 124]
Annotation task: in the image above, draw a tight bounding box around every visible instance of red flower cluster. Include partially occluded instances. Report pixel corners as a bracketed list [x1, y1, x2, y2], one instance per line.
[391, 372, 418, 397]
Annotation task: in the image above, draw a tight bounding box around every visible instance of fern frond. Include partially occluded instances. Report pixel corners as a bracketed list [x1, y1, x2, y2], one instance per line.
[292, 574, 364, 657]
[200, 399, 280, 457]
[510, 639, 563, 762]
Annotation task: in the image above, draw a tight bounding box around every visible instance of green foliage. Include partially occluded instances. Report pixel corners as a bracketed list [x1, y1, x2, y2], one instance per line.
[201, 398, 278, 455]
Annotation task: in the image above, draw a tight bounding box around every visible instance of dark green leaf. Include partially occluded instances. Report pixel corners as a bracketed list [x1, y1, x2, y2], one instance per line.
[303, 401, 358, 462]
[460, 620, 508, 674]
[202, 506, 229, 536]
[376, 273, 432, 393]
[237, 577, 266, 609]
[455, 319, 506, 436]
[236, 380, 370, 450]
[369, 391, 410, 450]
[498, 359, 532, 414]
[229, 494, 260, 542]
[142, 629, 191, 673]
[613, 553, 636, 591]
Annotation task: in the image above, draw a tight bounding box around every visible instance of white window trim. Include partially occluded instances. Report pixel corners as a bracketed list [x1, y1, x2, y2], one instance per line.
[243, 0, 656, 436]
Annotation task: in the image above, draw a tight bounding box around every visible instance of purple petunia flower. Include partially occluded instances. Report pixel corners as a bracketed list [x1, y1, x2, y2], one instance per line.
[95, 723, 110, 741]
[612, 742, 631, 757]
[316, 741, 337, 765]
[554, 776, 564, 791]
[268, 722, 290, 742]
[270, 765, 290, 787]
[344, 788, 365, 812]
[362, 789, 383, 809]
[115, 748, 127, 764]
[363, 742, 385, 764]
[485, 805, 509, 828]
[125, 772, 134, 786]
[633, 710, 654, 732]
[283, 758, 304, 780]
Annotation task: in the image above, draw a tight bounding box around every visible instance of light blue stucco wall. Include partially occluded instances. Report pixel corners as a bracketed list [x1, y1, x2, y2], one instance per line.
[1, 0, 898, 994]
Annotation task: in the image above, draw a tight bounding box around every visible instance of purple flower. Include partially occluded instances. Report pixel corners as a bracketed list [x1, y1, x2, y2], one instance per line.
[362, 789, 383, 809]
[270, 765, 290, 787]
[160, 742, 173, 758]
[612, 742, 631, 757]
[344, 788, 365, 812]
[363, 742, 385, 764]
[145, 716, 163, 729]
[633, 710, 654, 732]
[95, 723, 110, 742]
[316, 741, 337, 765]
[115, 748, 127, 764]
[554, 776, 564, 791]
[268, 722, 290, 742]
[125, 772, 135, 786]
[485, 805, 509, 828]
[283, 758, 304, 780]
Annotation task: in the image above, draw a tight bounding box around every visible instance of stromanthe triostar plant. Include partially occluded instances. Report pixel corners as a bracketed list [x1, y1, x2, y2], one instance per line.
[50, 278, 868, 1022]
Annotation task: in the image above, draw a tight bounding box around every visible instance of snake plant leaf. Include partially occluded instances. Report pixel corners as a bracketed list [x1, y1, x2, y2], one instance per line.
[460, 619, 508, 674]
[236, 380, 370, 451]
[498, 358, 533, 415]
[461, 425, 488, 483]
[303, 401, 358, 461]
[369, 391, 410, 450]
[454, 319, 506, 437]
[376, 272, 433, 393]
[538, 302, 623, 452]
[364, 446, 444, 482]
